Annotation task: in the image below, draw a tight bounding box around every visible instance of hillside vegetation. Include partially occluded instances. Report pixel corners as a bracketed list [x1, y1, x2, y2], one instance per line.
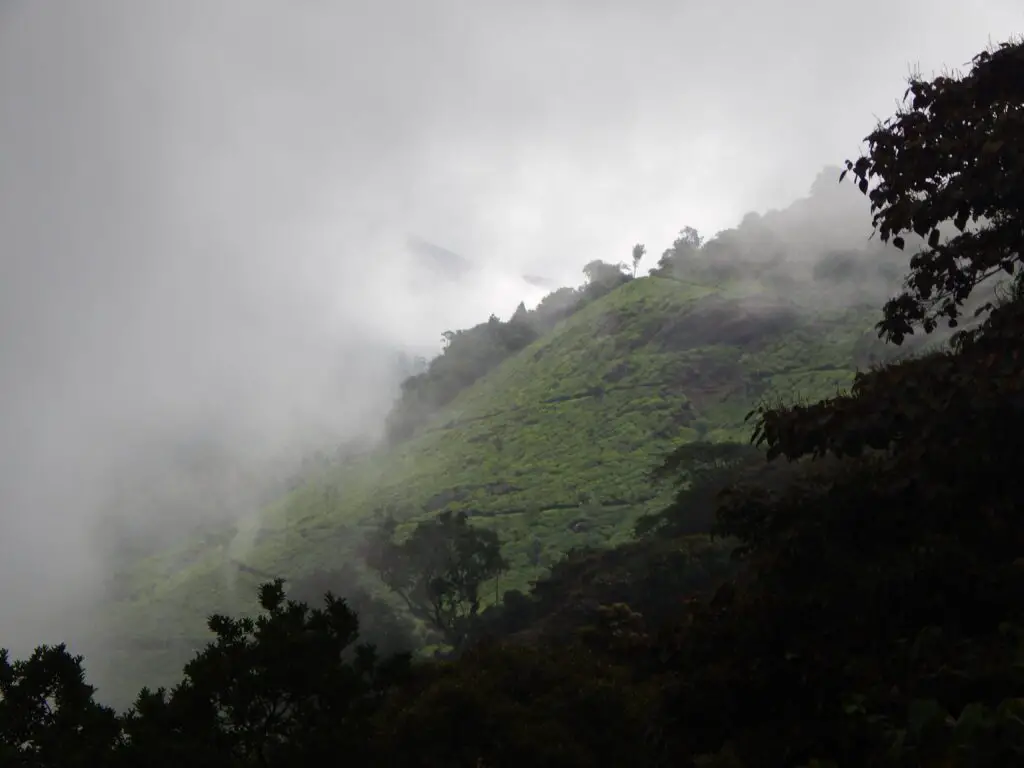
[99, 191, 929, 697]
[96, 146, 962, 704]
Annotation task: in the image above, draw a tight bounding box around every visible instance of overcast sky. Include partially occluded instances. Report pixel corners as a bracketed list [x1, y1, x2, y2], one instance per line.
[0, 1, 1020, 652]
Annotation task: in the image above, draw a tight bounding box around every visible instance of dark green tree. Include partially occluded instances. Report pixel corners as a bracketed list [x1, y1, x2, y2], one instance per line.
[285, 564, 419, 657]
[363, 511, 508, 650]
[0, 645, 122, 767]
[120, 580, 411, 767]
[634, 440, 764, 538]
[841, 38, 1024, 344]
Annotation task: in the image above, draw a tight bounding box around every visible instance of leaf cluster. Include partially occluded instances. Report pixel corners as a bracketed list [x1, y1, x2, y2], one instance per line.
[840, 39, 1024, 343]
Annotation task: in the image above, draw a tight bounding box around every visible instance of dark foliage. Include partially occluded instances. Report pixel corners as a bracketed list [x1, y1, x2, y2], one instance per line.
[363, 510, 509, 650]
[120, 580, 413, 767]
[0, 645, 122, 767]
[285, 563, 420, 657]
[635, 440, 765, 538]
[840, 38, 1024, 343]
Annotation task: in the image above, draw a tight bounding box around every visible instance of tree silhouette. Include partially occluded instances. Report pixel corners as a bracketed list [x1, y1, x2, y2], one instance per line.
[841, 39, 1024, 344]
[0, 645, 122, 767]
[631, 243, 646, 277]
[119, 579, 411, 766]
[363, 511, 508, 650]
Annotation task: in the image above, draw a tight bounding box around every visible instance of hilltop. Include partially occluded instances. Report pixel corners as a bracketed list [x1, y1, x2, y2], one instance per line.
[95, 166, 943, 698]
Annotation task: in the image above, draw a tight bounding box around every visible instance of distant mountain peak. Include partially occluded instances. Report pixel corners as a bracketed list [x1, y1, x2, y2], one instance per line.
[405, 236, 473, 279]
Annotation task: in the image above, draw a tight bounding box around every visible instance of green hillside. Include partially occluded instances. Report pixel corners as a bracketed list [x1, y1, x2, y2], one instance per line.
[255, 277, 874, 566]
[96, 169, 949, 697]
[99, 268, 892, 693]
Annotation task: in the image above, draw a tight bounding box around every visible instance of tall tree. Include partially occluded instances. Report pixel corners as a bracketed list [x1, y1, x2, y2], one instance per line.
[631, 243, 646, 277]
[363, 511, 508, 650]
[841, 38, 1024, 344]
[286, 564, 419, 657]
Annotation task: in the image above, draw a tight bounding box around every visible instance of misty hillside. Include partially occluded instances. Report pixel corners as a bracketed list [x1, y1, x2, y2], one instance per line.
[89, 167, 962, 699]
[251, 279, 880, 578]
[90, 347, 430, 572]
[3, 7, 1021, 762]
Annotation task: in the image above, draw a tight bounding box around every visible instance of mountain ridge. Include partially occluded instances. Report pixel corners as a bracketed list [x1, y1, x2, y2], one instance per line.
[96, 168, 950, 699]
[100, 282, 891, 699]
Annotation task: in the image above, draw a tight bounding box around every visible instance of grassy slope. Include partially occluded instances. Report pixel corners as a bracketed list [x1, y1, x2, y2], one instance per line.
[100, 275, 879, 696]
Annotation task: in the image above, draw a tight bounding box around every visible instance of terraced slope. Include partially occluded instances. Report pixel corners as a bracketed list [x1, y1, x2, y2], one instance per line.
[99, 275, 883, 697]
